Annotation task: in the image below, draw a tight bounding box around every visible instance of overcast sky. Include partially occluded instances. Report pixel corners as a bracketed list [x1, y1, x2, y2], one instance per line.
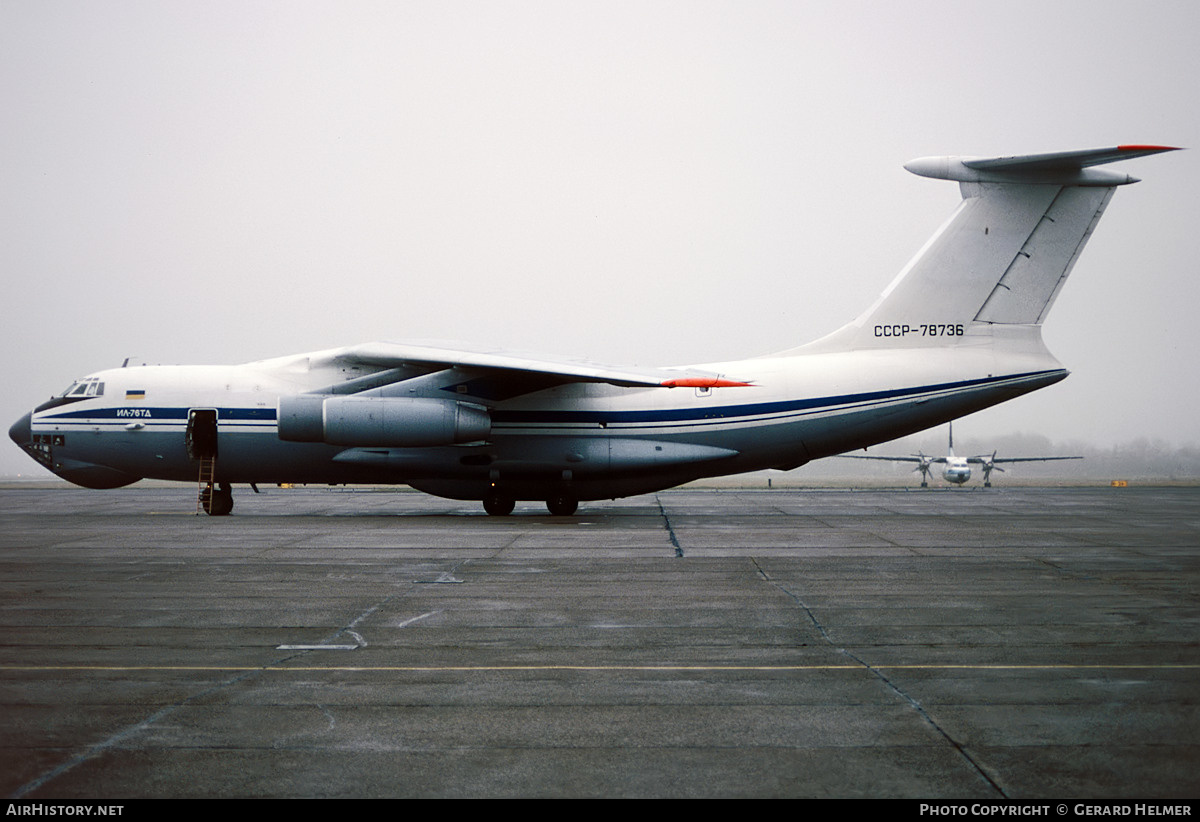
[3, 0, 1197, 477]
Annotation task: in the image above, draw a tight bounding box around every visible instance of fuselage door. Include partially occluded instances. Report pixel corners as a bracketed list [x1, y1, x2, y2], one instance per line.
[186, 408, 218, 460]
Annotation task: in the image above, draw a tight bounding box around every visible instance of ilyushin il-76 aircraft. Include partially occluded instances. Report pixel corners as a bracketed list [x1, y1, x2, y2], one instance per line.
[837, 423, 1082, 487]
[9, 145, 1177, 516]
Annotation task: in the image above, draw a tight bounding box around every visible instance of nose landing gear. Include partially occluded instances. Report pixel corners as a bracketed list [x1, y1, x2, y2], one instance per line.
[200, 482, 234, 516]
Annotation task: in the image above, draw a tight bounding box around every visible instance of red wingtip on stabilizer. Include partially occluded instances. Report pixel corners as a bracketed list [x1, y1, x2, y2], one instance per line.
[1118, 144, 1182, 152]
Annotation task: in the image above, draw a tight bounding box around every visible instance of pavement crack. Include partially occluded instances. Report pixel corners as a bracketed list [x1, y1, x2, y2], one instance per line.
[750, 556, 1008, 799]
[319, 703, 336, 731]
[655, 495, 683, 557]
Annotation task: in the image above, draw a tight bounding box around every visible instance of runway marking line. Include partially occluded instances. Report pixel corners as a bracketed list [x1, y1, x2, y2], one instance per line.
[275, 645, 359, 651]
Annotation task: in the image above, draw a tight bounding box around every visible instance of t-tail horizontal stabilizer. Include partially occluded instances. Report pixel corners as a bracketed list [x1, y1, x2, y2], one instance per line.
[905, 145, 1179, 186]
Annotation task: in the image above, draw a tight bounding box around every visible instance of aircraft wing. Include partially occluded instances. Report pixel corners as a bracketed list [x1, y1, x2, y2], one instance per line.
[303, 341, 752, 390]
[835, 454, 946, 464]
[967, 456, 1083, 464]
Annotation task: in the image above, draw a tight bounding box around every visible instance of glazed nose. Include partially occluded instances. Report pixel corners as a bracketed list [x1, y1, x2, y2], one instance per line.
[8, 412, 31, 446]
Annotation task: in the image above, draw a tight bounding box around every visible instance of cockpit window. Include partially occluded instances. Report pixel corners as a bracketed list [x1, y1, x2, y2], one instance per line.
[60, 378, 104, 398]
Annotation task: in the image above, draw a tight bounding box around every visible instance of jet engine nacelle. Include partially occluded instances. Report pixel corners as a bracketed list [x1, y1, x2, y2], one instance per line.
[278, 395, 491, 447]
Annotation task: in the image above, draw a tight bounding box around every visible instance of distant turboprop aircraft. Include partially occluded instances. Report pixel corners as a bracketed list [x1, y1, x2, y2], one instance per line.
[836, 423, 1083, 486]
[9, 145, 1175, 515]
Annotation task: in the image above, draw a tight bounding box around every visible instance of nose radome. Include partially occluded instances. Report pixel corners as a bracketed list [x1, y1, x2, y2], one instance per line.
[8, 412, 31, 446]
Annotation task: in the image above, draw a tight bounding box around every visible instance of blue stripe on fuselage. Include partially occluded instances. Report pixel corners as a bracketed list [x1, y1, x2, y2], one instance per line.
[40, 407, 277, 421]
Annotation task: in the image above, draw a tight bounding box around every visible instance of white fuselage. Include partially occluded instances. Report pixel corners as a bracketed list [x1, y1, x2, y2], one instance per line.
[941, 457, 972, 484]
[14, 333, 1065, 501]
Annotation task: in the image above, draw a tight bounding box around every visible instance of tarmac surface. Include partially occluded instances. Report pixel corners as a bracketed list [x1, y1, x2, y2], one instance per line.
[0, 483, 1197, 799]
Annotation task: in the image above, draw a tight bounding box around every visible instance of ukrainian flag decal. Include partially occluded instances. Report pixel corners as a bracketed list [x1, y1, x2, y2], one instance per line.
[125, 389, 146, 400]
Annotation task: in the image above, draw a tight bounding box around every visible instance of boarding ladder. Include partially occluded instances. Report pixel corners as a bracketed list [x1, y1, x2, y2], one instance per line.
[195, 457, 216, 515]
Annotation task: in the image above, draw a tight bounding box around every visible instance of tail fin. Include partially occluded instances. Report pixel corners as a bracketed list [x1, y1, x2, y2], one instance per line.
[793, 145, 1178, 354]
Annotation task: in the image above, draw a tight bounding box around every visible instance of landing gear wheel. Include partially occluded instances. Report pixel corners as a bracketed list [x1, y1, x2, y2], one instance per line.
[203, 482, 234, 516]
[482, 493, 515, 516]
[546, 494, 578, 516]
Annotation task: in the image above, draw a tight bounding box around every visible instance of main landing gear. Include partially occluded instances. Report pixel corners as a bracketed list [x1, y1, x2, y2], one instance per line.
[482, 492, 515, 517]
[201, 482, 234, 516]
[546, 494, 578, 516]
[480, 491, 579, 516]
